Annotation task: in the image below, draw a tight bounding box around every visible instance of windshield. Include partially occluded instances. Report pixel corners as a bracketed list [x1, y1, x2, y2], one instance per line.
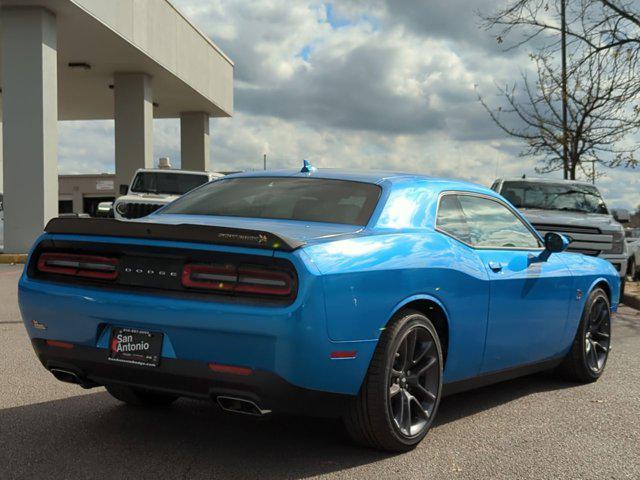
[160, 177, 381, 226]
[130, 172, 209, 195]
[500, 181, 608, 215]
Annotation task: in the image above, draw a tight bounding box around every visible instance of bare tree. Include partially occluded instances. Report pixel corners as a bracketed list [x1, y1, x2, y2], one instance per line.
[479, 0, 640, 179]
[484, 0, 640, 55]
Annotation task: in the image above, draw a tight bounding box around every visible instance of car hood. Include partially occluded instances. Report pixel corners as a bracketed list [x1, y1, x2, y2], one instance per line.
[519, 208, 622, 232]
[137, 214, 363, 244]
[117, 194, 179, 204]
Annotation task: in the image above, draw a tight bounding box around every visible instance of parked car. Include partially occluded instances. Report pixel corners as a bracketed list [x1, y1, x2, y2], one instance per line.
[625, 227, 640, 282]
[113, 169, 223, 220]
[492, 178, 629, 293]
[95, 201, 114, 218]
[20, 167, 619, 452]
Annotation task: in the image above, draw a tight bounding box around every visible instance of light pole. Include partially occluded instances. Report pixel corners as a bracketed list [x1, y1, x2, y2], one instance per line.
[561, 0, 569, 179]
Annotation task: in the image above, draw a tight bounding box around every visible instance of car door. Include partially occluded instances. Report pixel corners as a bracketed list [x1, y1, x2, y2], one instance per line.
[439, 193, 573, 373]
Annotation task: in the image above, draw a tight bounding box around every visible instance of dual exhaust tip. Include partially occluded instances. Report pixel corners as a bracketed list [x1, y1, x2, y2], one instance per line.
[50, 368, 271, 416]
[216, 396, 271, 417]
[49, 368, 94, 389]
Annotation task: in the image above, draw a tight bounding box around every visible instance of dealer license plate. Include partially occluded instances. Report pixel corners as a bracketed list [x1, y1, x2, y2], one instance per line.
[108, 327, 163, 367]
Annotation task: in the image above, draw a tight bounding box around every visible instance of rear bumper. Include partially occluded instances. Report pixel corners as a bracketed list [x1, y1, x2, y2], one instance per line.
[33, 338, 352, 417]
[19, 270, 377, 396]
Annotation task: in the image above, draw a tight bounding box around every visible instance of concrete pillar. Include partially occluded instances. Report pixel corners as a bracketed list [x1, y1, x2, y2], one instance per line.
[0, 97, 3, 198]
[114, 73, 153, 195]
[180, 112, 210, 171]
[1, 8, 58, 253]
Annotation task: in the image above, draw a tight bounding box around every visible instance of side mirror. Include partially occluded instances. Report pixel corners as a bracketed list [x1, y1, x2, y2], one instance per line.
[119, 184, 129, 195]
[537, 232, 571, 262]
[612, 208, 630, 223]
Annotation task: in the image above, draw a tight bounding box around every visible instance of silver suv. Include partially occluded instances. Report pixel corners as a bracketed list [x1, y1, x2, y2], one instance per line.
[492, 178, 629, 292]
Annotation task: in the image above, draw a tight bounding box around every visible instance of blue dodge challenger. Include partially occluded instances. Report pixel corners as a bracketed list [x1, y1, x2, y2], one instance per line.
[19, 165, 618, 451]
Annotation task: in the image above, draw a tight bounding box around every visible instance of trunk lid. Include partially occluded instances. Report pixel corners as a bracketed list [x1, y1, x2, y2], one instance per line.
[136, 214, 362, 246]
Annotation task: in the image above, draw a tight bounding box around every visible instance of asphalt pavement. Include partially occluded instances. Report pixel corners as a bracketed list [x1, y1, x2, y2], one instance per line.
[1, 263, 638, 479]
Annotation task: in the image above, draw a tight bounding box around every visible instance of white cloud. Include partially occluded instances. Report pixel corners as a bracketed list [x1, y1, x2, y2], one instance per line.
[49, 0, 639, 209]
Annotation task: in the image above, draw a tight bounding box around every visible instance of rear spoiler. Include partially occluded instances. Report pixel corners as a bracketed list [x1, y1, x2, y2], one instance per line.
[44, 217, 305, 252]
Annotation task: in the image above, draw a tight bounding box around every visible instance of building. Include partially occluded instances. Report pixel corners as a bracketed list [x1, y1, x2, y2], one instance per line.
[0, 0, 234, 252]
[58, 174, 115, 216]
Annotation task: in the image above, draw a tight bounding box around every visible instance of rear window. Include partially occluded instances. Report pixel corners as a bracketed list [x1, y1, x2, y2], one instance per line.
[499, 181, 608, 215]
[131, 172, 209, 195]
[160, 177, 381, 226]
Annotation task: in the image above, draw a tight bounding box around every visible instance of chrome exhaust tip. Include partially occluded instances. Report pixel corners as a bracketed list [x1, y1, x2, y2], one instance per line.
[49, 368, 91, 388]
[216, 396, 271, 416]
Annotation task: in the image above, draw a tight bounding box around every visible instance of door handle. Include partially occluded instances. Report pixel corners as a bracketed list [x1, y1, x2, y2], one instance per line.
[488, 261, 504, 272]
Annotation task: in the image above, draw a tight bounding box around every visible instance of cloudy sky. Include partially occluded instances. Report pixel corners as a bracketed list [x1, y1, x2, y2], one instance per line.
[57, 0, 640, 209]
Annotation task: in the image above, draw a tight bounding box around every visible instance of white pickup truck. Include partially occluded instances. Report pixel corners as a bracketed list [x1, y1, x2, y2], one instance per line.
[626, 227, 640, 282]
[113, 169, 223, 220]
[492, 178, 630, 293]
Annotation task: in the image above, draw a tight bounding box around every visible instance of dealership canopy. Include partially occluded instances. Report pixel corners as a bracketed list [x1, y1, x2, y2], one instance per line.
[0, 0, 234, 252]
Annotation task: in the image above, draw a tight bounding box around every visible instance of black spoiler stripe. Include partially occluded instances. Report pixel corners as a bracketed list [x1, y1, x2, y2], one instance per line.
[44, 218, 305, 252]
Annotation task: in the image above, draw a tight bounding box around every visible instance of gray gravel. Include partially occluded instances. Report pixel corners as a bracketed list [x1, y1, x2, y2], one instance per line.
[1, 263, 638, 479]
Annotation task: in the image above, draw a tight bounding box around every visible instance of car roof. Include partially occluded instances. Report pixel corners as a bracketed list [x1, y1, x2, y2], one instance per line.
[222, 168, 494, 193]
[497, 177, 596, 187]
[135, 168, 219, 176]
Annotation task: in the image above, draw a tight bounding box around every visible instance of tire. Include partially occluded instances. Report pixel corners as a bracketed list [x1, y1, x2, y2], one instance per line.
[105, 384, 178, 407]
[343, 309, 443, 452]
[627, 258, 637, 282]
[557, 288, 611, 383]
[620, 277, 626, 298]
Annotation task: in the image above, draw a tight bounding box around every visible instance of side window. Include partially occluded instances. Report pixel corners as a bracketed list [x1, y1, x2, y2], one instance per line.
[436, 195, 471, 244]
[457, 195, 541, 249]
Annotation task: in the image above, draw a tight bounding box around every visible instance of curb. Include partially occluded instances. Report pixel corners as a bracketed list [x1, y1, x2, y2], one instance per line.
[622, 293, 640, 311]
[0, 254, 27, 264]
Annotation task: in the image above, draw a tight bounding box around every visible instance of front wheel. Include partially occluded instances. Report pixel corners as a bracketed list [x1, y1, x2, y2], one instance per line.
[343, 310, 443, 452]
[557, 288, 611, 383]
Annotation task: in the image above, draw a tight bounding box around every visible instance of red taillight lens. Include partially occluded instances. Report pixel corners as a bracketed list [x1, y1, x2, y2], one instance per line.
[236, 267, 292, 296]
[37, 252, 119, 280]
[181, 264, 236, 291]
[182, 263, 294, 297]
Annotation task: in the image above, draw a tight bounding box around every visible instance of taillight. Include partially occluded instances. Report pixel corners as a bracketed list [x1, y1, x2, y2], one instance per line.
[181, 264, 236, 291]
[182, 263, 294, 297]
[236, 267, 293, 296]
[37, 252, 119, 280]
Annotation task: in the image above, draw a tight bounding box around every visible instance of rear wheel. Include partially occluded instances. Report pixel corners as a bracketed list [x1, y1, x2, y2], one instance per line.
[557, 288, 611, 383]
[343, 310, 443, 452]
[105, 384, 178, 407]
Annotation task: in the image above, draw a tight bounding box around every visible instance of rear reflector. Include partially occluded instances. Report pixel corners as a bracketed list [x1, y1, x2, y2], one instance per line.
[37, 252, 118, 280]
[182, 263, 294, 297]
[208, 362, 253, 376]
[330, 350, 357, 359]
[45, 340, 74, 349]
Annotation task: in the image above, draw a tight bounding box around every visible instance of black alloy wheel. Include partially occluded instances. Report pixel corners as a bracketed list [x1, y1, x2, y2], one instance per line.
[584, 296, 611, 374]
[343, 310, 443, 452]
[388, 326, 440, 438]
[558, 287, 611, 382]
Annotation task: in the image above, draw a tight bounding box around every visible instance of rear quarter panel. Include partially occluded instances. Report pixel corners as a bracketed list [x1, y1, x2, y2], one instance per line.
[303, 231, 490, 383]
